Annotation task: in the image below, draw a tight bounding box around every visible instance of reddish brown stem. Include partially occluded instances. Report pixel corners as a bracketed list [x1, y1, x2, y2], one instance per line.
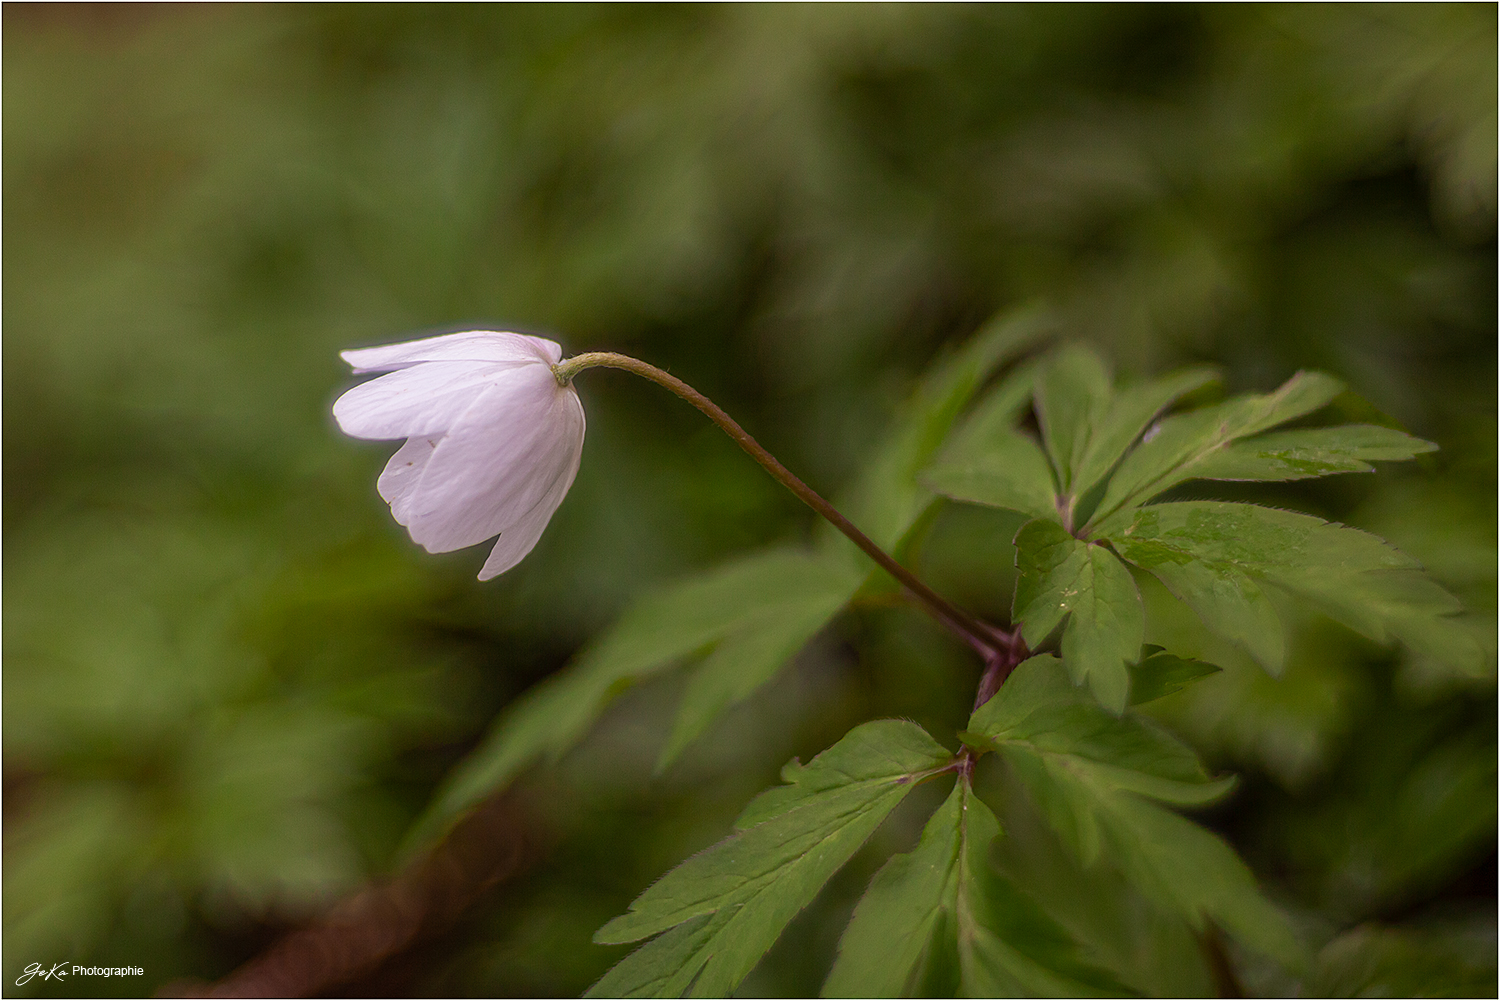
[972, 626, 1030, 711]
[556, 351, 1000, 653]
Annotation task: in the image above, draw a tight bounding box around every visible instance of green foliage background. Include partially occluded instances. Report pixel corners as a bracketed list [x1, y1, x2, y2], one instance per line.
[5, 5, 1494, 996]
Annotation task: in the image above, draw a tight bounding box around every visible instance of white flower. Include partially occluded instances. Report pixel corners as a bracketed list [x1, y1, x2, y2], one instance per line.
[333, 330, 585, 580]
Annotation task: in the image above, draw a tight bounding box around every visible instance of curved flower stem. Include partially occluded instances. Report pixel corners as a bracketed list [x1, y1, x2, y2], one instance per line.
[554, 351, 999, 652]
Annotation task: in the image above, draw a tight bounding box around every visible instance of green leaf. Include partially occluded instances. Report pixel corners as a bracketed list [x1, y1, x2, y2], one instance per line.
[407, 548, 860, 850]
[1070, 366, 1221, 501]
[944, 357, 1046, 455]
[587, 913, 726, 999]
[1106, 501, 1479, 676]
[657, 576, 855, 771]
[831, 305, 1055, 556]
[825, 778, 1126, 998]
[589, 720, 953, 998]
[1129, 649, 1221, 705]
[1091, 370, 1345, 526]
[732, 718, 954, 830]
[982, 774, 1225, 998]
[970, 655, 1234, 810]
[1013, 520, 1144, 711]
[967, 657, 1302, 969]
[1348, 478, 1498, 679]
[1109, 523, 1287, 674]
[1078, 784, 1305, 970]
[1035, 345, 1113, 495]
[922, 426, 1059, 523]
[1184, 425, 1437, 483]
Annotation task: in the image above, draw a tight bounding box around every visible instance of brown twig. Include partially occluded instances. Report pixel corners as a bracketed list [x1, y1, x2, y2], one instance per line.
[161, 789, 544, 999]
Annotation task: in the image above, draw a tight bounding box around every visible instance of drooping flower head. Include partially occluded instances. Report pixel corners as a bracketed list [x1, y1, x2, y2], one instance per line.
[333, 330, 585, 579]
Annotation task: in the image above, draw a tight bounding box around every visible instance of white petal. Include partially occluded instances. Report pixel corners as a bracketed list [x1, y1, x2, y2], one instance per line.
[377, 435, 443, 523]
[333, 360, 531, 440]
[476, 453, 580, 580]
[341, 331, 562, 373]
[402, 363, 585, 557]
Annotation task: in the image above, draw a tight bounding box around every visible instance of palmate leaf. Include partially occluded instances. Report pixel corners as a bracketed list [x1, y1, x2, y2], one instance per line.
[824, 779, 1125, 998]
[1104, 501, 1482, 678]
[588, 720, 954, 998]
[930, 350, 1468, 703]
[964, 656, 1304, 970]
[1012, 520, 1144, 712]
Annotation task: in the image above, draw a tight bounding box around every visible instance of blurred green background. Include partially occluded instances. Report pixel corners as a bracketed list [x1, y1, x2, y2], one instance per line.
[4, 4, 1494, 996]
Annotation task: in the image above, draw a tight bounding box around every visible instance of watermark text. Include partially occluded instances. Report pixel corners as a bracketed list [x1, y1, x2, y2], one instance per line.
[16, 963, 144, 986]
